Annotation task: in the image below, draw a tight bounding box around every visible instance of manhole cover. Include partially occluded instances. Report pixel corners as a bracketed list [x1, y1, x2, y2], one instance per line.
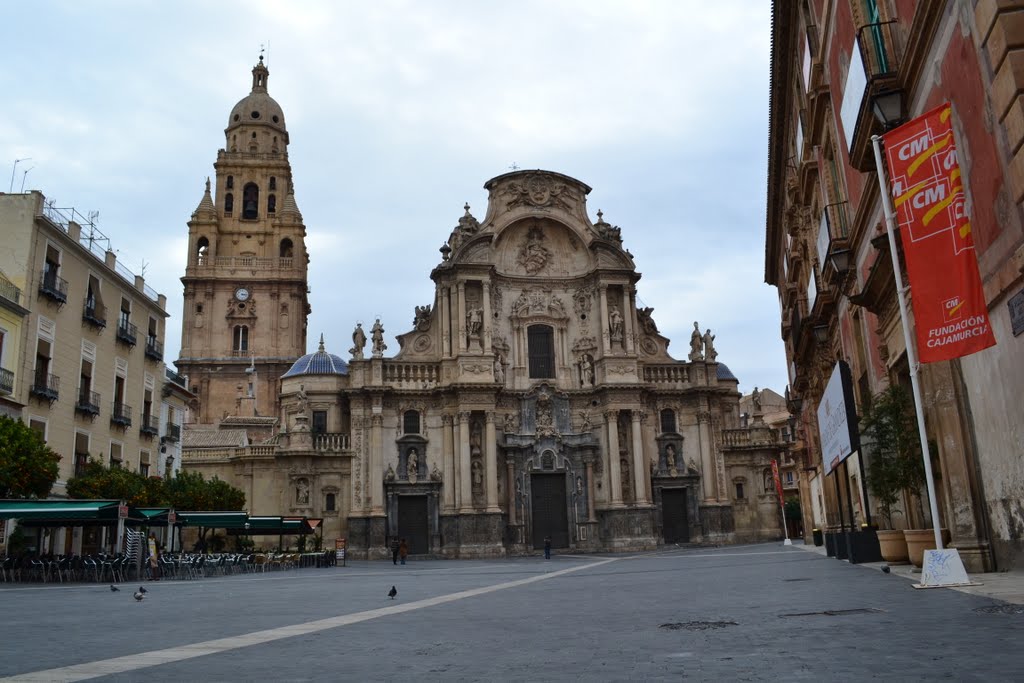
[660, 621, 738, 631]
[779, 608, 883, 618]
[974, 604, 1024, 615]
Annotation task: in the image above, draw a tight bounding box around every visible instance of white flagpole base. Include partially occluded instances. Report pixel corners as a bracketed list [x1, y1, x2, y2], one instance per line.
[912, 548, 972, 588]
[783, 538, 793, 546]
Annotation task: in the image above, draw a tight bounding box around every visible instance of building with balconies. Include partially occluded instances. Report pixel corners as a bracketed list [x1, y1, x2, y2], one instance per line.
[0, 191, 171, 503]
[766, 1, 1024, 571]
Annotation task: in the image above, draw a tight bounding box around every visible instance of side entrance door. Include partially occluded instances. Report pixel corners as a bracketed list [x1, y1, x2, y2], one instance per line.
[397, 495, 429, 554]
[661, 488, 690, 544]
[531, 473, 569, 549]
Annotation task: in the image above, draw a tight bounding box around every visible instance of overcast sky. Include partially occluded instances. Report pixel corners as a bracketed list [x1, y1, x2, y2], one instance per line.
[2, 1, 786, 396]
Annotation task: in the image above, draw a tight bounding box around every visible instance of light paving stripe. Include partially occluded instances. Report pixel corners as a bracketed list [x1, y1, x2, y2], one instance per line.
[1, 557, 618, 683]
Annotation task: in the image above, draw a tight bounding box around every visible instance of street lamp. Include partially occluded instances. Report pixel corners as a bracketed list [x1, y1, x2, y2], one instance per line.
[871, 88, 904, 131]
[828, 248, 853, 274]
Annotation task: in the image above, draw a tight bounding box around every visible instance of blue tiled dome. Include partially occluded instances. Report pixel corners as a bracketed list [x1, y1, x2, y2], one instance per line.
[282, 336, 348, 378]
[716, 363, 737, 381]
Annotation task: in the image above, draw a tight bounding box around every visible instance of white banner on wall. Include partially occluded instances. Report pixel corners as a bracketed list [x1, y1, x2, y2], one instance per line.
[817, 361, 856, 475]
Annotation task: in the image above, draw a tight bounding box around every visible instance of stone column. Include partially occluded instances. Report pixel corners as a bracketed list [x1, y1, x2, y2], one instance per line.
[458, 411, 473, 513]
[505, 456, 516, 528]
[584, 452, 597, 522]
[485, 412, 500, 512]
[370, 413, 384, 514]
[442, 414, 455, 512]
[697, 411, 714, 502]
[599, 286, 611, 354]
[440, 286, 451, 358]
[457, 282, 467, 353]
[482, 281, 492, 354]
[606, 409, 623, 506]
[622, 287, 635, 354]
[630, 410, 648, 504]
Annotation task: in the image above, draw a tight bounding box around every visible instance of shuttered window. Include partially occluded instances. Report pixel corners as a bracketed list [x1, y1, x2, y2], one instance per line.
[528, 325, 555, 379]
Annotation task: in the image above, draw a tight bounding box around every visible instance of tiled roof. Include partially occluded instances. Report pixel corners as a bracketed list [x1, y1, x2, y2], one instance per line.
[716, 363, 738, 381]
[182, 429, 249, 449]
[282, 338, 348, 377]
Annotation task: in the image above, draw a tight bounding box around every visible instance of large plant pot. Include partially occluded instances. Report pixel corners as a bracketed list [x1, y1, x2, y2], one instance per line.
[904, 529, 951, 567]
[877, 530, 909, 563]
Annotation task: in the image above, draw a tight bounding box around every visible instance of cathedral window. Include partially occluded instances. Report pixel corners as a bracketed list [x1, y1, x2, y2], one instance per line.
[226, 176, 234, 190]
[312, 410, 327, 435]
[269, 177, 276, 191]
[403, 410, 420, 434]
[242, 183, 259, 219]
[196, 236, 209, 264]
[280, 238, 293, 258]
[735, 482, 746, 500]
[233, 325, 249, 353]
[325, 493, 336, 512]
[527, 324, 555, 379]
[660, 408, 676, 434]
[268, 194, 276, 213]
[224, 193, 233, 214]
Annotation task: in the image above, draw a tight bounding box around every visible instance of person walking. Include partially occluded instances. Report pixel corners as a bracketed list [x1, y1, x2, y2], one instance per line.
[147, 532, 161, 580]
[543, 536, 552, 560]
[390, 537, 400, 565]
[399, 538, 409, 565]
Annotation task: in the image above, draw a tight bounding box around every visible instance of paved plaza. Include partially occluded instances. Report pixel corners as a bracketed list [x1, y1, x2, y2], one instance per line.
[2, 543, 1023, 682]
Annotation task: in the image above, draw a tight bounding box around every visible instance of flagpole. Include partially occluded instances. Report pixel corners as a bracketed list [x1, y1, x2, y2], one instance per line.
[772, 459, 792, 546]
[871, 134, 944, 552]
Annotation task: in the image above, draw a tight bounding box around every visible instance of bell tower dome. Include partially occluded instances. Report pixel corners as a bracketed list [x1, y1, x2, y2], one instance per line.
[177, 56, 311, 426]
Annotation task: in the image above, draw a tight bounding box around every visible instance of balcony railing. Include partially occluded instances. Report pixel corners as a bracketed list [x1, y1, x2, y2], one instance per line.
[382, 362, 441, 387]
[30, 372, 60, 402]
[0, 367, 13, 395]
[117, 320, 138, 347]
[164, 423, 181, 442]
[75, 387, 101, 417]
[39, 269, 68, 305]
[140, 413, 160, 437]
[857, 20, 900, 82]
[191, 256, 295, 271]
[166, 369, 188, 389]
[0, 274, 22, 307]
[145, 337, 163, 361]
[642, 364, 690, 385]
[111, 401, 132, 427]
[313, 433, 351, 451]
[82, 300, 107, 329]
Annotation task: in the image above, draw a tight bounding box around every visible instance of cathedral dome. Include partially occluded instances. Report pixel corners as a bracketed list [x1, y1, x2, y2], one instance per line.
[282, 336, 348, 378]
[226, 56, 287, 136]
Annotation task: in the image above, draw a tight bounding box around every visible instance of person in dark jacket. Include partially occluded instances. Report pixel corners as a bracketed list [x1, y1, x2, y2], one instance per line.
[543, 536, 552, 560]
[399, 538, 409, 565]
[390, 538, 400, 565]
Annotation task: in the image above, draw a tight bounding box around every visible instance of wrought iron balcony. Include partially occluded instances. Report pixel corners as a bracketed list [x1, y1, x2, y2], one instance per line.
[857, 20, 900, 82]
[140, 413, 160, 437]
[74, 452, 90, 478]
[145, 336, 163, 361]
[75, 387, 101, 417]
[30, 372, 60, 402]
[166, 368, 188, 389]
[0, 274, 22, 308]
[164, 423, 181, 442]
[116, 320, 138, 347]
[0, 367, 13, 395]
[82, 300, 107, 329]
[111, 401, 132, 428]
[39, 268, 68, 305]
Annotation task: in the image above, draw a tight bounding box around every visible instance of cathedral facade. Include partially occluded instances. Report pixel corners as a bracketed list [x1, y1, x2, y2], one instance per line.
[181, 61, 788, 557]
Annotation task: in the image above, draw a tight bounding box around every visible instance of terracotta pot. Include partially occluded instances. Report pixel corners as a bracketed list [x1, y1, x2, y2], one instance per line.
[903, 529, 951, 567]
[877, 529, 909, 563]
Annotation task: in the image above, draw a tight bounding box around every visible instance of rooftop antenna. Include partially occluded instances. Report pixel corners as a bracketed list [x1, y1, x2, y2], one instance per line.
[20, 167, 34, 193]
[9, 158, 31, 193]
[139, 259, 149, 278]
[508, 162, 519, 171]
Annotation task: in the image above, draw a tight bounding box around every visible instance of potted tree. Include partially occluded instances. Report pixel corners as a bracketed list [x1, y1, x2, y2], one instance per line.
[862, 385, 926, 564]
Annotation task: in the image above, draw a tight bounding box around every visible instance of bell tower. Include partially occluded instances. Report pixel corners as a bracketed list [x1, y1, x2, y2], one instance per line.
[177, 56, 310, 425]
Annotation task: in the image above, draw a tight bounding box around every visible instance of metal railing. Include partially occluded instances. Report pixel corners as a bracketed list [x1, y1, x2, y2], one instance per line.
[117, 320, 138, 347]
[0, 274, 21, 307]
[165, 423, 181, 442]
[145, 337, 164, 361]
[140, 413, 160, 436]
[111, 401, 132, 427]
[83, 300, 107, 328]
[39, 268, 68, 304]
[0, 367, 13, 395]
[76, 387, 101, 416]
[166, 369, 188, 389]
[30, 372, 60, 401]
[857, 20, 900, 82]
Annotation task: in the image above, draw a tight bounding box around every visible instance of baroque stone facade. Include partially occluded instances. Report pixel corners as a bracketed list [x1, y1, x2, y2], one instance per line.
[181, 62, 788, 557]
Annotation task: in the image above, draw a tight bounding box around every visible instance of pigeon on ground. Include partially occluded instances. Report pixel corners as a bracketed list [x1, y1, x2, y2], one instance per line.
[880, 565, 891, 574]
[388, 586, 397, 600]
[138, 586, 148, 594]
[133, 590, 145, 601]
[110, 585, 120, 592]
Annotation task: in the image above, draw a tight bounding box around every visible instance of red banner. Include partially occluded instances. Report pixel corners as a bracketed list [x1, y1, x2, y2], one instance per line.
[882, 103, 996, 362]
[771, 459, 785, 506]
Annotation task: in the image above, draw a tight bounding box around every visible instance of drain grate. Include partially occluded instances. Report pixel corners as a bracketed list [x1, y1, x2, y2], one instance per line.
[660, 621, 738, 631]
[974, 604, 1024, 615]
[779, 608, 883, 618]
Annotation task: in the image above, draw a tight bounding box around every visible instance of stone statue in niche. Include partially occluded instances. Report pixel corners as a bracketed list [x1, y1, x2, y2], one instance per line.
[689, 321, 704, 361]
[413, 304, 432, 331]
[385, 464, 396, 482]
[296, 478, 310, 505]
[407, 448, 419, 483]
[687, 458, 699, 474]
[665, 443, 677, 472]
[620, 458, 633, 503]
[493, 353, 505, 384]
[516, 226, 551, 275]
[467, 307, 483, 343]
[371, 318, 387, 357]
[350, 322, 366, 360]
[578, 410, 592, 433]
[503, 412, 518, 434]
[471, 459, 484, 497]
[296, 384, 309, 418]
[576, 476, 584, 495]
[536, 395, 555, 437]
[579, 354, 594, 387]
[703, 328, 717, 361]
[430, 463, 443, 482]
[609, 305, 624, 343]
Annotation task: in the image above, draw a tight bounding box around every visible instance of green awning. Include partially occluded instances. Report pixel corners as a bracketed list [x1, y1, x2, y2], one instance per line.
[226, 516, 314, 536]
[136, 507, 172, 526]
[0, 499, 140, 525]
[174, 511, 249, 529]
